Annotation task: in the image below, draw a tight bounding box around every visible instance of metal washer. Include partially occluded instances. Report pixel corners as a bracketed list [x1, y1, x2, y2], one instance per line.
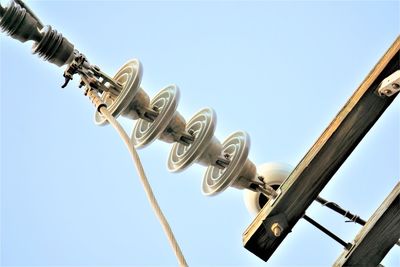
[94, 59, 142, 125]
[167, 107, 216, 172]
[132, 85, 180, 148]
[202, 131, 250, 196]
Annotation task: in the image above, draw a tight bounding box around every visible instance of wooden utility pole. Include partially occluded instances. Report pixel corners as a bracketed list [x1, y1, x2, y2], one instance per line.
[243, 36, 400, 263]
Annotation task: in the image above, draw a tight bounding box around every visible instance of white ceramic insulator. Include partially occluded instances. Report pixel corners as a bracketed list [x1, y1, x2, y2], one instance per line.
[167, 107, 220, 172]
[202, 131, 259, 196]
[95, 59, 143, 125]
[243, 162, 292, 216]
[132, 85, 180, 148]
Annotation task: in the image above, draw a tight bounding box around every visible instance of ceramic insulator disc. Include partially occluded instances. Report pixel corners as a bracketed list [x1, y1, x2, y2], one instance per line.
[167, 108, 216, 172]
[202, 131, 250, 196]
[132, 85, 180, 148]
[94, 59, 142, 125]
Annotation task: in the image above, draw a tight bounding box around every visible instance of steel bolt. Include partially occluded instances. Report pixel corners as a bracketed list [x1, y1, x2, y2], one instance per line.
[384, 89, 392, 95]
[271, 223, 283, 237]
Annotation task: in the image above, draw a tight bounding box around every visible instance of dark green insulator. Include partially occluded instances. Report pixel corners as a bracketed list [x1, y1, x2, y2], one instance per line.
[0, 4, 5, 16]
[0, 1, 42, 43]
[32, 25, 75, 67]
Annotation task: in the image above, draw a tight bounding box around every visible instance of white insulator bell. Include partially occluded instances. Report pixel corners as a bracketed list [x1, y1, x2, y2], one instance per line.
[94, 59, 158, 125]
[243, 162, 292, 216]
[167, 107, 228, 172]
[132, 84, 192, 148]
[202, 131, 260, 196]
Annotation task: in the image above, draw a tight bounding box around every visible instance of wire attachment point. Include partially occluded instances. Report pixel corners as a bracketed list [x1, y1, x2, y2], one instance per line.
[85, 88, 107, 112]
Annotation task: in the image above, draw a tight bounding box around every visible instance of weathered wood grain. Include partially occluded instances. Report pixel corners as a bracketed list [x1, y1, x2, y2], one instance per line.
[333, 182, 400, 267]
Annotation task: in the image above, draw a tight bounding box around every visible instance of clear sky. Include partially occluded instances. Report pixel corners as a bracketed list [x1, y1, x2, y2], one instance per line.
[1, 0, 399, 266]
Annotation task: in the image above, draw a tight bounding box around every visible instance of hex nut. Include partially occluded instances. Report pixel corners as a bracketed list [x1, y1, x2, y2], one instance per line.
[271, 223, 283, 237]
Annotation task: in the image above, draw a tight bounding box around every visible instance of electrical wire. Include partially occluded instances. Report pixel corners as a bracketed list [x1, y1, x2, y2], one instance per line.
[87, 90, 188, 266]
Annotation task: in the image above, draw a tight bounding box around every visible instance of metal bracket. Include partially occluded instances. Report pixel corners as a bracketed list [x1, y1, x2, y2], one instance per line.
[345, 241, 356, 257]
[269, 188, 282, 206]
[377, 70, 400, 97]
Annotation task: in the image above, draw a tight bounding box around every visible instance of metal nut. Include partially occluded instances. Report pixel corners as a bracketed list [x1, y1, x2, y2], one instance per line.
[271, 223, 283, 237]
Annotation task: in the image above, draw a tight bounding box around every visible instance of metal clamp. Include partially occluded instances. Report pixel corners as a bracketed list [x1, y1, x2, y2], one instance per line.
[377, 70, 400, 97]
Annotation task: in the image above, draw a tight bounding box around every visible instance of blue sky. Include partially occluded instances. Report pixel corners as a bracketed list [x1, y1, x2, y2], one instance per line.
[1, 0, 399, 266]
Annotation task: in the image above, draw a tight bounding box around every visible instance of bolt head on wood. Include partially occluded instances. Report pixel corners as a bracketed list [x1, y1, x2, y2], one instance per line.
[271, 223, 283, 237]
